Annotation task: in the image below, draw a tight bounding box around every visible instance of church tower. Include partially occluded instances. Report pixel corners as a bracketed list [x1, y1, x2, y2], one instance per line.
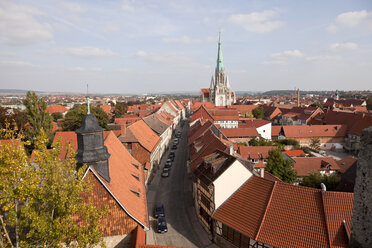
[209, 33, 236, 106]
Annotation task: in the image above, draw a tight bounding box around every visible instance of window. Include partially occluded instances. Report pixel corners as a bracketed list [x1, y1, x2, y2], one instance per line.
[200, 193, 210, 209]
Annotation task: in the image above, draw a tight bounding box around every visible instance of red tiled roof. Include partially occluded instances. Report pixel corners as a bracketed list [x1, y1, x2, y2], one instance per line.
[337, 156, 358, 174]
[284, 149, 305, 157]
[99, 105, 111, 114]
[254, 161, 266, 168]
[46, 105, 68, 114]
[282, 125, 347, 138]
[114, 116, 141, 125]
[121, 120, 161, 153]
[264, 171, 282, 182]
[53, 131, 78, 160]
[238, 146, 276, 159]
[238, 119, 271, 128]
[271, 126, 282, 137]
[213, 176, 353, 248]
[292, 157, 340, 177]
[87, 131, 149, 229]
[188, 120, 214, 144]
[190, 105, 214, 123]
[220, 128, 259, 138]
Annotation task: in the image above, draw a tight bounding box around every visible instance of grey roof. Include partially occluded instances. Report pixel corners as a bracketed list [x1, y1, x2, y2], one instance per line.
[142, 114, 169, 135]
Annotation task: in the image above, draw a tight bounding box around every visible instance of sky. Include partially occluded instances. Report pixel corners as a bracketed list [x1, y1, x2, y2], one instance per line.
[0, 0, 372, 94]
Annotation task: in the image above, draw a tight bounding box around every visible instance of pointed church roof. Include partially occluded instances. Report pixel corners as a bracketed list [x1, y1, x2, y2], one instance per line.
[216, 32, 224, 72]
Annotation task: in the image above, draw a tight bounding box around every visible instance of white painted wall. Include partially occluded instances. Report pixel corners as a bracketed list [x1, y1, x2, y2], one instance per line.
[256, 122, 272, 140]
[215, 120, 238, 128]
[213, 160, 253, 209]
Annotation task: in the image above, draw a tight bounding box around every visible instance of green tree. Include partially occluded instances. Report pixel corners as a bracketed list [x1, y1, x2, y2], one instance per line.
[0, 107, 27, 131]
[300, 172, 340, 191]
[248, 138, 274, 146]
[23, 92, 53, 148]
[63, 105, 109, 131]
[309, 102, 323, 109]
[310, 137, 321, 151]
[266, 148, 297, 183]
[51, 112, 63, 122]
[252, 107, 265, 119]
[113, 102, 128, 118]
[0, 129, 104, 247]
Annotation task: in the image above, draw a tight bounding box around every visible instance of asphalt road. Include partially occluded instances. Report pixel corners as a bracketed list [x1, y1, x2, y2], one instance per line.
[146, 120, 218, 248]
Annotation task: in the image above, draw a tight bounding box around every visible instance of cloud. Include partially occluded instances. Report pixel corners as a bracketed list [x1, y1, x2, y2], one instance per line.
[63, 47, 118, 58]
[102, 22, 120, 32]
[68, 66, 85, 71]
[305, 55, 341, 62]
[163, 36, 201, 44]
[0, 1, 53, 45]
[122, 0, 136, 12]
[60, 1, 85, 13]
[328, 10, 372, 31]
[0, 60, 38, 67]
[271, 49, 303, 59]
[329, 42, 358, 51]
[263, 49, 303, 65]
[228, 10, 283, 33]
[136, 50, 147, 57]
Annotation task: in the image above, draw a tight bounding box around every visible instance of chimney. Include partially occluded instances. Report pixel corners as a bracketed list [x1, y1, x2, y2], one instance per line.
[297, 88, 300, 107]
[260, 168, 265, 178]
[120, 123, 126, 137]
[76, 114, 111, 182]
[350, 126, 372, 247]
[229, 144, 234, 155]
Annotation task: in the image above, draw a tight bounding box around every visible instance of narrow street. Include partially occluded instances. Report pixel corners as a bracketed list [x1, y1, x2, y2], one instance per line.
[146, 120, 218, 248]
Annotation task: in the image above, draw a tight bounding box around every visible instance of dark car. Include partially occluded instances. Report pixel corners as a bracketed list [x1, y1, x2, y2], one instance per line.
[172, 144, 177, 150]
[155, 204, 165, 218]
[161, 168, 169, 177]
[169, 151, 175, 157]
[168, 154, 174, 162]
[157, 217, 168, 233]
[165, 160, 172, 169]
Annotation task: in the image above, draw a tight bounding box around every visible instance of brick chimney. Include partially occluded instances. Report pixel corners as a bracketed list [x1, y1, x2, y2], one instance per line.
[297, 88, 300, 107]
[350, 126, 372, 247]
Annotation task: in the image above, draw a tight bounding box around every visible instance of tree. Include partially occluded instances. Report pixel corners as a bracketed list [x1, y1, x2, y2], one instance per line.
[310, 137, 321, 151]
[0, 107, 27, 132]
[266, 148, 297, 183]
[300, 172, 340, 191]
[113, 102, 128, 118]
[23, 92, 53, 149]
[0, 128, 104, 247]
[309, 102, 323, 109]
[51, 112, 63, 122]
[63, 105, 109, 131]
[252, 107, 264, 119]
[367, 95, 372, 111]
[248, 138, 273, 146]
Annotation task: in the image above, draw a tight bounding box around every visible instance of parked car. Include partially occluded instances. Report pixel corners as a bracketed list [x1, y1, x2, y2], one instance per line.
[161, 168, 169, 177]
[165, 161, 172, 169]
[172, 144, 177, 150]
[169, 151, 175, 157]
[157, 217, 168, 233]
[155, 204, 165, 218]
[168, 154, 174, 162]
[174, 138, 179, 145]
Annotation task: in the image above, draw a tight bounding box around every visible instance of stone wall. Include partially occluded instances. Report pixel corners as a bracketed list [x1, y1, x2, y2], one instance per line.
[350, 126, 372, 247]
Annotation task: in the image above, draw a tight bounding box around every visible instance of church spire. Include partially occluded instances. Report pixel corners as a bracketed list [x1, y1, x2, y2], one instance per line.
[216, 31, 224, 72]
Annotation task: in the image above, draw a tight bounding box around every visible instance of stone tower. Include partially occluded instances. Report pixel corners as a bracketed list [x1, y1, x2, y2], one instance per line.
[209, 33, 236, 106]
[350, 126, 372, 247]
[76, 113, 111, 182]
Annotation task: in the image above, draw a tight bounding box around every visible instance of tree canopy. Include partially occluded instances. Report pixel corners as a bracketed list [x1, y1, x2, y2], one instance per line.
[309, 102, 323, 109]
[62, 104, 109, 131]
[252, 107, 265, 119]
[0, 128, 104, 247]
[300, 172, 340, 191]
[266, 148, 297, 183]
[113, 102, 128, 118]
[367, 95, 372, 110]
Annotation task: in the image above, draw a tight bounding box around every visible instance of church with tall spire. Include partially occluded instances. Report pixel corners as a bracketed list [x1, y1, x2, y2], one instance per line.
[201, 33, 236, 106]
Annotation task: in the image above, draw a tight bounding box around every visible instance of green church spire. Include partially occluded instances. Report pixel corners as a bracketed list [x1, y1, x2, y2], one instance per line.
[216, 32, 224, 72]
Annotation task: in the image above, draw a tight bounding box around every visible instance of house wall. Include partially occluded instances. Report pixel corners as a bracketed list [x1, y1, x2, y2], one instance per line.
[291, 136, 345, 149]
[213, 160, 253, 209]
[84, 172, 138, 237]
[256, 123, 271, 140]
[226, 137, 254, 144]
[214, 120, 238, 128]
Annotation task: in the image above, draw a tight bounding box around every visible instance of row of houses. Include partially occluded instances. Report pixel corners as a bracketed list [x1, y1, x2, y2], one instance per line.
[187, 102, 354, 248]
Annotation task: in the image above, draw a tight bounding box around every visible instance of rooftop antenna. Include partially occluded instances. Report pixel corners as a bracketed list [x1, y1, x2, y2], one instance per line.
[86, 84, 90, 114]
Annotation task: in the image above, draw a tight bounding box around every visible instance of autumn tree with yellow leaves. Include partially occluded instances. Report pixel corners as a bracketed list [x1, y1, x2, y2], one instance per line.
[0, 126, 105, 247]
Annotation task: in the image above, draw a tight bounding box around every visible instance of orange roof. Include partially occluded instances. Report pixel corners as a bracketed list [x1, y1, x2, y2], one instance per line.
[114, 116, 141, 125]
[86, 131, 149, 229]
[284, 149, 305, 157]
[238, 146, 276, 159]
[292, 157, 340, 176]
[99, 105, 111, 114]
[238, 119, 271, 128]
[337, 156, 358, 173]
[220, 128, 259, 138]
[53, 131, 78, 160]
[254, 161, 266, 168]
[121, 120, 161, 153]
[190, 105, 214, 123]
[213, 176, 353, 248]
[271, 126, 282, 137]
[46, 104, 68, 114]
[282, 125, 347, 138]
